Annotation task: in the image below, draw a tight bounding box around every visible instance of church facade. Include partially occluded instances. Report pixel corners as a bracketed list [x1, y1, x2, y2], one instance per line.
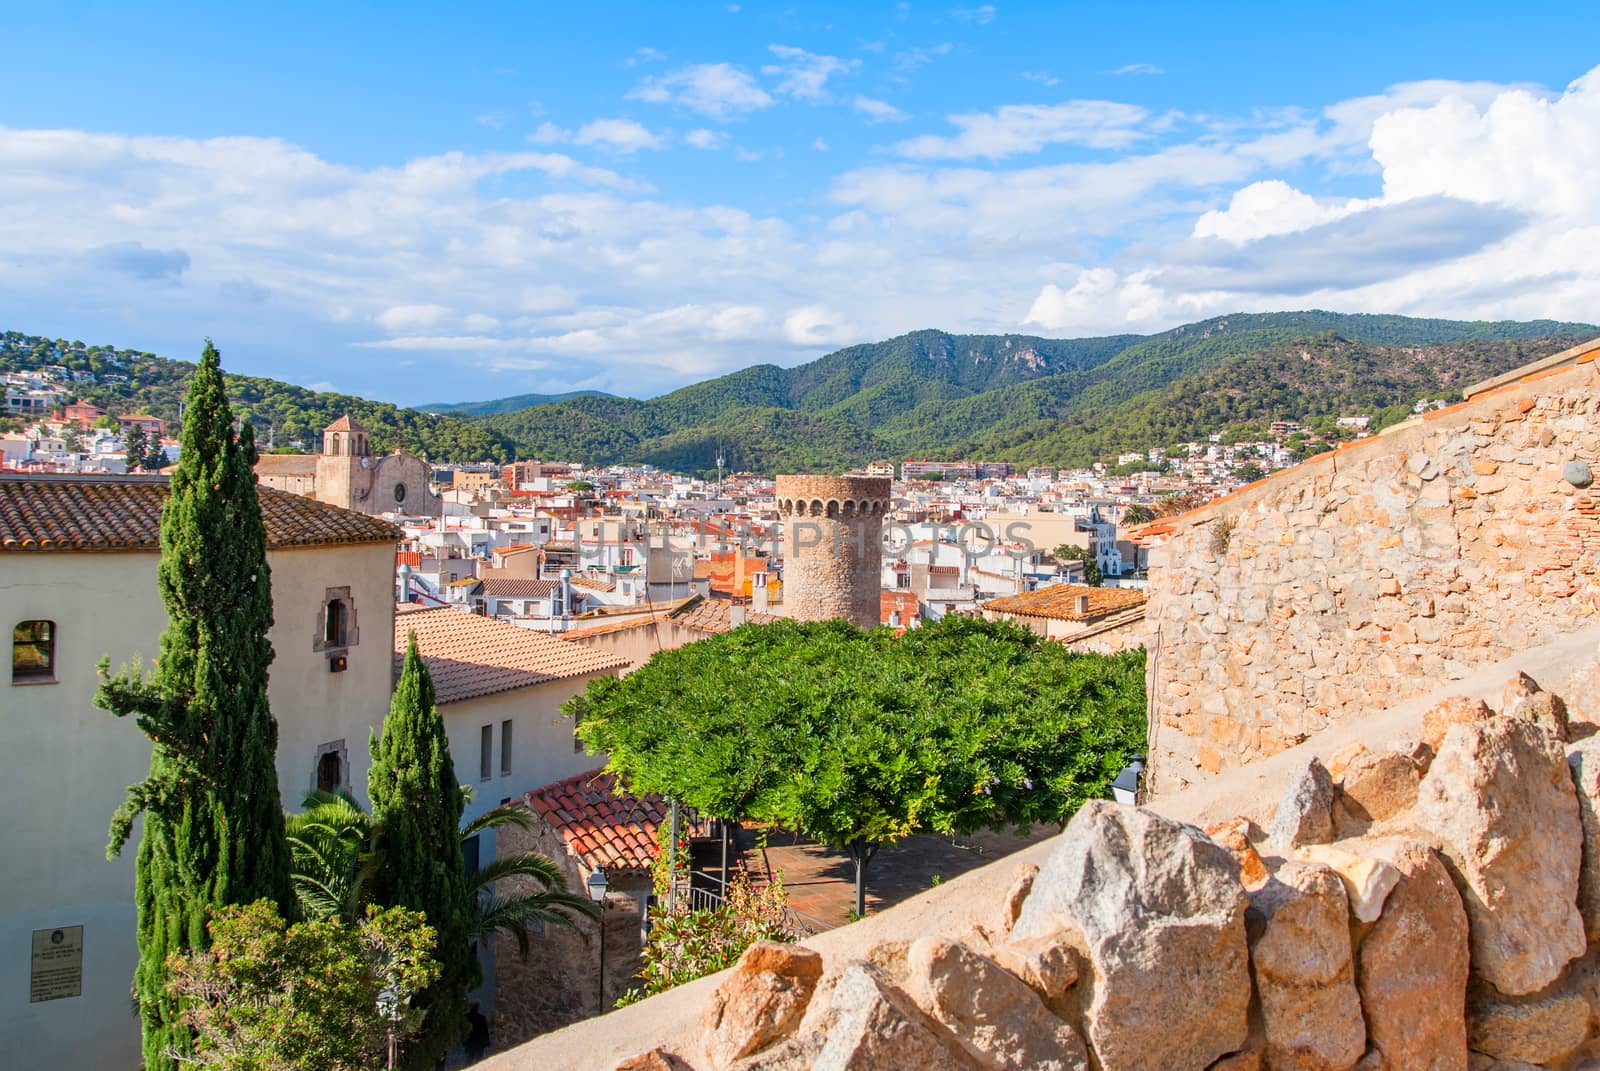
[255, 415, 442, 516]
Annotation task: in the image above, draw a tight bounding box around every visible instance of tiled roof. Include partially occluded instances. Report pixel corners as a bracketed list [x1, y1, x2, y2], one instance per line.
[668, 597, 779, 634]
[0, 474, 401, 552]
[481, 577, 559, 599]
[395, 606, 626, 704]
[324, 414, 367, 433]
[981, 583, 1147, 622]
[254, 454, 319, 476]
[569, 575, 616, 592]
[522, 769, 711, 873]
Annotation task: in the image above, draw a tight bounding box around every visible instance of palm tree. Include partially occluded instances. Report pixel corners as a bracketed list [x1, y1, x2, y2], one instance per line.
[461, 803, 598, 959]
[286, 790, 596, 957]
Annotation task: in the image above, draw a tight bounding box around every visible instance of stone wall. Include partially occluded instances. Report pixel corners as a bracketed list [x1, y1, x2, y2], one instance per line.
[490, 811, 651, 1055]
[1145, 348, 1600, 793]
[774, 474, 889, 629]
[501, 675, 1600, 1071]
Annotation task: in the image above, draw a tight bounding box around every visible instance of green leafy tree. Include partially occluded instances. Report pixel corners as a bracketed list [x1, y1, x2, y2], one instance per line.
[125, 423, 149, 470]
[1053, 544, 1102, 587]
[98, 341, 293, 1070]
[367, 636, 472, 1069]
[163, 899, 439, 1071]
[574, 617, 1144, 918]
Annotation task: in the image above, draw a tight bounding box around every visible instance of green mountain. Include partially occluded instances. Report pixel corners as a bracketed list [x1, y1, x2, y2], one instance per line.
[420, 389, 614, 418]
[0, 330, 512, 462]
[474, 312, 1595, 474]
[5, 311, 1593, 474]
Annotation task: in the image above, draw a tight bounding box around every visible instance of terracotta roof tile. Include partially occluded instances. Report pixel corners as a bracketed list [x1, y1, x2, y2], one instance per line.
[254, 454, 319, 476]
[480, 577, 559, 599]
[668, 597, 779, 634]
[324, 414, 367, 433]
[395, 606, 626, 704]
[521, 769, 711, 873]
[0, 474, 401, 552]
[981, 583, 1146, 622]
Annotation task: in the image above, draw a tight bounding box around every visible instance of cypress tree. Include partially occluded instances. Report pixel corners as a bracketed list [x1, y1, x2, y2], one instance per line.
[99, 341, 293, 1071]
[369, 635, 472, 1067]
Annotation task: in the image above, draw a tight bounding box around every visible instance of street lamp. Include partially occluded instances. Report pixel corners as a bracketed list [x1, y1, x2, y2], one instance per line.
[586, 867, 609, 1014]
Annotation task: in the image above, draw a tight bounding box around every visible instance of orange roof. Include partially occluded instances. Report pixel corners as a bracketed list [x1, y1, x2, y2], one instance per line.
[522, 769, 711, 873]
[981, 584, 1146, 622]
[0, 473, 400, 552]
[669, 597, 779, 634]
[324, 413, 367, 433]
[395, 606, 626, 704]
[480, 577, 559, 599]
[254, 453, 318, 476]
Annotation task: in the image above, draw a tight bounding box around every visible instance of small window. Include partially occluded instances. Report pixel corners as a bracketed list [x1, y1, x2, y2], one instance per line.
[480, 724, 493, 781]
[393, 482, 407, 504]
[323, 600, 346, 648]
[13, 620, 55, 683]
[316, 751, 342, 792]
[500, 719, 513, 776]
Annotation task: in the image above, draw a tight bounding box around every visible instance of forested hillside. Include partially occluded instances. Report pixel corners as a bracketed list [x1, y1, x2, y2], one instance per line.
[0, 331, 511, 461]
[6, 311, 1593, 473]
[472, 312, 1595, 473]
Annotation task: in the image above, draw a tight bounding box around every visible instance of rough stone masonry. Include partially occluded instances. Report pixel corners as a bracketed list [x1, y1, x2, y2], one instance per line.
[579, 675, 1600, 1071]
[1143, 341, 1600, 793]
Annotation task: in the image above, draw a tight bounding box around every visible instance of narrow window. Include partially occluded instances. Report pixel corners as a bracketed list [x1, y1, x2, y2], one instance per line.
[480, 724, 493, 781]
[323, 600, 346, 648]
[500, 719, 513, 776]
[462, 834, 481, 877]
[573, 706, 584, 754]
[316, 751, 342, 792]
[12, 620, 55, 683]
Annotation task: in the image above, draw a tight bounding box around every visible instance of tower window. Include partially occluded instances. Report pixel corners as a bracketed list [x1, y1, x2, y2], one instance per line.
[12, 620, 56, 683]
[393, 482, 407, 504]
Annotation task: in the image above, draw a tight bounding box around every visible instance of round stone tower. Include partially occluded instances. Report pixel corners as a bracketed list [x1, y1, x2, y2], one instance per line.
[776, 474, 891, 629]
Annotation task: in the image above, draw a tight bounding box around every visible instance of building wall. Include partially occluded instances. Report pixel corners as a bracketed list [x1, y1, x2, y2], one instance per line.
[1145, 356, 1600, 794]
[775, 474, 889, 629]
[489, 816, 650, 1053]
[0, 541, 395, 1069]
[441, 676, 612, 829]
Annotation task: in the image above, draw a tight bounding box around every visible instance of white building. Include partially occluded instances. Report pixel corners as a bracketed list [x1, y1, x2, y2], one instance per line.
[1, 474, 401, 1069]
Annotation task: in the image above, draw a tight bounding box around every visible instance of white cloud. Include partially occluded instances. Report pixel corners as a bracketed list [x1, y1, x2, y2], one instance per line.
[1021, 71, 1059, 87]
[377, 304, 451, 332]
[813, 138, 830, 152]
[626, 47, 667, 67]
[1112, 63, 1163, 76]
[763, 45, 858, 102]
[531, 118, 666, 153]
[684, 128, 729, 150]
[853, 95, 909, 123]
[894, 100, 1152, 159]
[628, 63, 773, 120]
[8, 66, 1600, 403]
[895, 43, 954, 71]
[952, 5, 997, 24]
[1192, 180, 1365, 243]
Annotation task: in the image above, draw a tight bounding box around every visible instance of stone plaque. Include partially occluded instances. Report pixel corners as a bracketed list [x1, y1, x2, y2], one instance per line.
[30, 926, 83, 1003]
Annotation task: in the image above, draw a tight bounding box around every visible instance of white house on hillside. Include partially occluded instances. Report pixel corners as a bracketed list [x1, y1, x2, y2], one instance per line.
[0, 474, 401, 1069]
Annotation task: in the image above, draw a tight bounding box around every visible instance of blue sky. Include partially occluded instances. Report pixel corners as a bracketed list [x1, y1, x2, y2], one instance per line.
[4, 2, 1599, 404]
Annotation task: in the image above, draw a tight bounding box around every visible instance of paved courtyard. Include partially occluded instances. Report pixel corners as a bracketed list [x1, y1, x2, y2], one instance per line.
[743, 824, 1060, 930]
